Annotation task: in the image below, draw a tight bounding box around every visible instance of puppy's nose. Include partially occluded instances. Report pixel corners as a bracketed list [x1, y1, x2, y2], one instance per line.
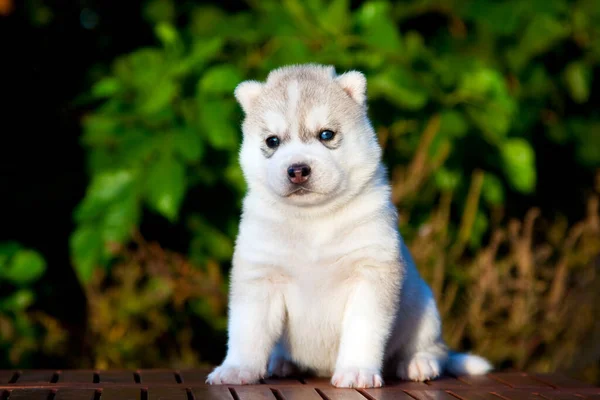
[287, 163, 311, 184]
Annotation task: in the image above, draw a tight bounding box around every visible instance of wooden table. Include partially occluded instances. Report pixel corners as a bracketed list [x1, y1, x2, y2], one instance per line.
[0, 369, 598, 399]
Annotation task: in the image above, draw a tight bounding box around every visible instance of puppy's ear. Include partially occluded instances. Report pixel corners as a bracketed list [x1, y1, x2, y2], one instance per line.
[336, 71, 367, 106]
[234, 80, 264, 113]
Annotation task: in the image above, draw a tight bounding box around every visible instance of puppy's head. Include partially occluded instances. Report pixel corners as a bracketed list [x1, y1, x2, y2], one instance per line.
[235, 64, 382, 208]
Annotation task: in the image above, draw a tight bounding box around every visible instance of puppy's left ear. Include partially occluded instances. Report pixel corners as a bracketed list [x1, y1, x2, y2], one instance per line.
[336, 71, 367, 106]
[234, 80, 264, 113]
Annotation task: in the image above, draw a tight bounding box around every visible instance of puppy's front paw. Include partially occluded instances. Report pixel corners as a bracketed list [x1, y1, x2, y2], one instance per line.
[206, 364, 262, 385]
[331, 367, 383, 388]
[397, 353, 442, 382]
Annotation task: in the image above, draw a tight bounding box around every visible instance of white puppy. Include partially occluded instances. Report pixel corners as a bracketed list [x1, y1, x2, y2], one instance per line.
[207, 64, 492, 388]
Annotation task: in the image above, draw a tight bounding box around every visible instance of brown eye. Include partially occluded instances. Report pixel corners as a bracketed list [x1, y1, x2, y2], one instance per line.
[319, 130, 335, 141]
[266, 136, 280, 149]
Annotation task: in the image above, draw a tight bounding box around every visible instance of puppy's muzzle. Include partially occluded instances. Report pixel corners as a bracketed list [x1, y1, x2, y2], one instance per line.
[287, 163, 311, 184]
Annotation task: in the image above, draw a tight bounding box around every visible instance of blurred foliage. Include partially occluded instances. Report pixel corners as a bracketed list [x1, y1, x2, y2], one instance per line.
[401, 133, 600, 382]
[85, 233, 227, 368]
[0, 243, 67, 367]
[3, 0, 599, 382]
[72, 0, 600, 283]
[73, 0, 600, 379]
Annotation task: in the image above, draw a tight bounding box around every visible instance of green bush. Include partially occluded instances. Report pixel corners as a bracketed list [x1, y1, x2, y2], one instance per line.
[73, 0, 600, 283]
[0, 243, 66, 366]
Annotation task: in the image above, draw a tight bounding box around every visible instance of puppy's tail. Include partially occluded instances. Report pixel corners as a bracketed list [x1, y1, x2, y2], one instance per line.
[445, 352, 493, 376]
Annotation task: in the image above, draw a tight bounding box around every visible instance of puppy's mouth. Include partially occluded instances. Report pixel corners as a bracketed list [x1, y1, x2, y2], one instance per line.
[285, 186, 323, 197]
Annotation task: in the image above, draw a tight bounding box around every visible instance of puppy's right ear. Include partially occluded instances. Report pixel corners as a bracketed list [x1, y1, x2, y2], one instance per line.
[234, 80, 263, 113]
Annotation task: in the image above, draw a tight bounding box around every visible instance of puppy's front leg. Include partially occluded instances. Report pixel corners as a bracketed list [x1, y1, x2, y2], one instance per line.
[207, 274, 285, 385]
[332, 263, 400, 388]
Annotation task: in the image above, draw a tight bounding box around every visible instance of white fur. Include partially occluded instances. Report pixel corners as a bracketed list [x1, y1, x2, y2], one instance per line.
[207, 64, 492, 388]
[264, 110, 287, 135]
[336, 70, 367, 105]
[234, 80, 263, 112]
[305, 105, 329, 133]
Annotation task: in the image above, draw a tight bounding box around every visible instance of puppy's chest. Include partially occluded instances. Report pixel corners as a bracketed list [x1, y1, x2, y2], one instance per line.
[258, 223, 355, 268]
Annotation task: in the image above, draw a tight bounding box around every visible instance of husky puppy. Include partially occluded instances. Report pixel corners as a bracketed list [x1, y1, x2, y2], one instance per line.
[207, 64, 492, 388]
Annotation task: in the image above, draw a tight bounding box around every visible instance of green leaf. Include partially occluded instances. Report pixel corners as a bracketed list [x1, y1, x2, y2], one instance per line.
[482, 173, 505, 205]
[199, 65, 243, 95]
[0, 290, 35, 311]
[144, 156, 186, 221]
[155, 22, 180, 47]
[369, 68, 428, 110]
[434, 168, 461, 191]
[507, 14, 569, 71]
[101, 191, 139, 244]
[173, 37, 224, 76]
[82, 114, 120, 146]
[91, 77, 122, 98]
[355, 0, 403, 51]
[564, 62, 591, 104]
[2, 250, 46, 285]
[0, 242, 21, 269]
[190, 6, 227, 36]
[172, 127, 204, 163]
[501, 138, 536, 193]
[75, 170, 136, 222]
[143, 0, 175, 24]
[439, 110, 468, 138]
[199, 100, 239, 150]
[320, 0, 349, 33]
[138, 79, 178, 115]
[70, 226, 103, 284]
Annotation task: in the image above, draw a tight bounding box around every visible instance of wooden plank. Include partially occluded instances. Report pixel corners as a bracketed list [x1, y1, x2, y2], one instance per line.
[316, 387, 368, 399]
[404, 390, 460, 400]
[58, 370, 95, 383]
[489, 374, 554, 389]
[458, 375, 513, 388]
[537, 391, 584, 400]
[147, 387, 188, 400]
[578, 395, 600, 400]
[362, 387, 416, 400]
[138, 370, 178, 383]
[530, 374, 594, 389]
[0, 371, 16, 384]
[16, 370, 56, 383]
[54, 388, 97, 400]
[426, 377, 470, 389]
[381, 379, 431, 389]
[6, 388, 51, 399]
[302, 377, 332, 387]
[101, 387, 141, 400]
[262, 378, 304, 385]
[449, 390, 506, 400]
[179, 369, 211, 384]
[491, 390, 544, 400]
[97, 371, 136, 383]
[233, 387, 277, 400]
[276, 387, 323, 400]
[191, 386, 234, 400]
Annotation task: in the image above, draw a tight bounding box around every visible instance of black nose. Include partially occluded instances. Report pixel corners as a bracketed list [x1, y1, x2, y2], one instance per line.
[287, 163, 311, 184]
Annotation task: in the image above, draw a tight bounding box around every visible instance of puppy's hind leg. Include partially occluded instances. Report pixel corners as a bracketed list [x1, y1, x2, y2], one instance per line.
[394, 294, 448, 382]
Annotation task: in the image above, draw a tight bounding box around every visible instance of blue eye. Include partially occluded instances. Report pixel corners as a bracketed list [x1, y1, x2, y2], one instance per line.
[266, 136, 280, 148]
[319, 130, 335, 141]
